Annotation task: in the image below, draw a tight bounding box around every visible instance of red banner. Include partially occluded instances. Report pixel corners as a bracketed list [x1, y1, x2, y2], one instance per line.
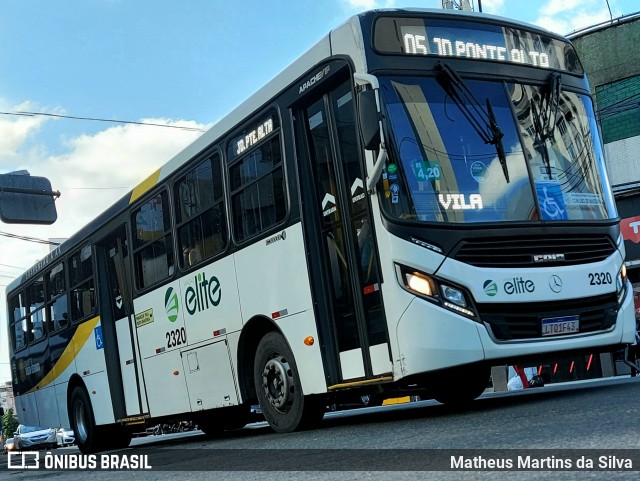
[620, 215, 640, 244]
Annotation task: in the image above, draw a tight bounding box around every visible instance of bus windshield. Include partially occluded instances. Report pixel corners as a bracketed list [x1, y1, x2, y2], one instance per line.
[377, 75, 616, 223]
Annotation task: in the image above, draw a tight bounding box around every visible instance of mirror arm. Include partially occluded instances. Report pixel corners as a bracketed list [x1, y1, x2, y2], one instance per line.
[367, 148, 389, 193]
[354, 73, 388, 194]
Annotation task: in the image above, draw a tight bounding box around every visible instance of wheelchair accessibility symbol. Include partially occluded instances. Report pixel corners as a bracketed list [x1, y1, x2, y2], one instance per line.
[94, 326, 104, 350]
[536, 182, 568, 220]
[542, 186, 564, 218]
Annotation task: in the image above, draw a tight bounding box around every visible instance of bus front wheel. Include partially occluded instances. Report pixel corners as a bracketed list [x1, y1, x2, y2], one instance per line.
[433, 364, 491, 406]
[254, 332, 324, 433]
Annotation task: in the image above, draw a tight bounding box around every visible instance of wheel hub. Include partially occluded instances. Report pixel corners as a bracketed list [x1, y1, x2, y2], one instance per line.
[73, 400, 88, 442]
[262, 356, 292, 411]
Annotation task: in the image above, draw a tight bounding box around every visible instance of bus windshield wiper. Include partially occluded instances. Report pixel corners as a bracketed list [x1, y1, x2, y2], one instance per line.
[436, 62, 509, 183]
[531, 72, 562, 177]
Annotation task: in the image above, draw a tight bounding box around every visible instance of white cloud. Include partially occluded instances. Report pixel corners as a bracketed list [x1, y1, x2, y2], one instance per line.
[340, 0, 397, 11]
[0, 102, 47, 160]
[540, 0, 586, 16]
[535, 6, 613, 34]
[0, 113, 209, 381]
[47, 120, 207, 237]
[477, 0, 505, 15]
[1, 113, 208, 270]
[534, 0, 621, 34]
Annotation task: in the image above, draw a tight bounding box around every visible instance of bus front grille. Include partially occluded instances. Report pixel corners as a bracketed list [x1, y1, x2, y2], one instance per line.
[451, 234, 615, 268]
[477, 293, 618, 341]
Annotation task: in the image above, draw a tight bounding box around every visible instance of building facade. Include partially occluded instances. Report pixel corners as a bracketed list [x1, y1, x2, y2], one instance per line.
[570, 14, 640, 376]
[570, 13, 640, 270]
[0, 381, 16, 414]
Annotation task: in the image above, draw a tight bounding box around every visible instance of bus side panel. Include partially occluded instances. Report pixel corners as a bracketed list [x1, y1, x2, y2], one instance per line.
[180, 340, 239, 411]
[17, 392, 38, 427]
[55, 381, 70, 428]
[276, 311, 326, 394]
[178, 255, 242, 346]
[82, 371, 116, 425]
[226, 330, 243, 400]
[233, 223, 327, 394]
[73, 318, 107, 385]
[134, 279, 186, 360]
[133, 279, 190, 417]
[142, 350, 191, 417]
[34, 385, 61, 429]
[13, 394, 24, 425]
[71, 318, 116, 426]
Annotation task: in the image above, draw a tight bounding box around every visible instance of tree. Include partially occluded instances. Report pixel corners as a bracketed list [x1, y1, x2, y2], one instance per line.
[2, 408, 19, 440]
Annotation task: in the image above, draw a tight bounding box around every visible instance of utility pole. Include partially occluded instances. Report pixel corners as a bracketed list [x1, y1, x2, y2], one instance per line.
[441, 0, 475, 11]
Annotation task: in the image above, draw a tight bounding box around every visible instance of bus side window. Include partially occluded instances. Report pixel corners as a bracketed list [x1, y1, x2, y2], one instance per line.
[228, 117, 285, 243]
[174, 154, 227, 269]
[8, 292, 27, 351]
[47, 262, 69, 332]
[27, 277, 46, 342]
[69, 245, 96, 322]
[132, 191, 175, 288]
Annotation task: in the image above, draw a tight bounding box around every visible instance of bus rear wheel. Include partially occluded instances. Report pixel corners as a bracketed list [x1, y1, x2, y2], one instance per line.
[69, 386, 101, 454]
[254, 332, 324, 433]
[198, 405, 249, 437]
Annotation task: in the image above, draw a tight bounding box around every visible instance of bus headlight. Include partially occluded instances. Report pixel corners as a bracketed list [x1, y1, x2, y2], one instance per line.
[617, 264, 628, 305]
[404, 271, 436, 297]
[441, 285, 466, 307]
[396, 264, 477, 319]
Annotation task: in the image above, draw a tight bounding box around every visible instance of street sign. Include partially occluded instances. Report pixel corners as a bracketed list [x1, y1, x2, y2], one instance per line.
[0, 173, 59, 224]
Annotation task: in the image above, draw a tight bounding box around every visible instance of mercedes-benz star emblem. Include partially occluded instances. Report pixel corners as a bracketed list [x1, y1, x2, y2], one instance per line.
[549, 275, 563, 293]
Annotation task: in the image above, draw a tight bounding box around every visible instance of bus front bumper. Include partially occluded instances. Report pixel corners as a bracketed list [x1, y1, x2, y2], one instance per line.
[395, 286, 636, 377]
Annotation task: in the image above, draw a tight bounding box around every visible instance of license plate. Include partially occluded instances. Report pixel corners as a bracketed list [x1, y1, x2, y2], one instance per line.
[541, 315, 579, 337]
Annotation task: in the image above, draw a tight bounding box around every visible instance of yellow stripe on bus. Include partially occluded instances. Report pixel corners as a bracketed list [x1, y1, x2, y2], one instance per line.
[129, 169, 161, 204]
[26, 316, 101, 394]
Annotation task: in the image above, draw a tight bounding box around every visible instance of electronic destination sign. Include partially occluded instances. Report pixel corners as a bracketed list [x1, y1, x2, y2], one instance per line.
[374, 16, 583, 74]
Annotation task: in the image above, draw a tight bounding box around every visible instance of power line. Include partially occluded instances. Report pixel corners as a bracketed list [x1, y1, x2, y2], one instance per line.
[0, 231, 60, 245]
[0, 110, 206, 132]
[0, 263, 26, 270]
[67, 186, 128, 190]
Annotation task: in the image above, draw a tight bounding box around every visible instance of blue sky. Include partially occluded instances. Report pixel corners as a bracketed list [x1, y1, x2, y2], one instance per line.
[1, 0, 638, 383]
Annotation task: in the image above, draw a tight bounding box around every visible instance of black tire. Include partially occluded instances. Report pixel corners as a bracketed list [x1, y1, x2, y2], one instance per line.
[433, 364, 490, 406]
[254, 332, 324, 433]
[69, 386, 132, 453]
[106, 425, 132, 450]
[69, 386, 102, 454]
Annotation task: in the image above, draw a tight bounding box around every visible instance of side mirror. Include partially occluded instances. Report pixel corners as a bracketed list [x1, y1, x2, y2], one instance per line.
[358, 89, 381, 150]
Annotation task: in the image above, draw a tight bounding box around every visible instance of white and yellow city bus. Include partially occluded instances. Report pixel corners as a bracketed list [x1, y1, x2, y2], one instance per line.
[6, 8, 635, 453]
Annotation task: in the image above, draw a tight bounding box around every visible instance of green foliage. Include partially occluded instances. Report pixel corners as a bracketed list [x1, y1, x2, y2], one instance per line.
[2, 408, 19, 440]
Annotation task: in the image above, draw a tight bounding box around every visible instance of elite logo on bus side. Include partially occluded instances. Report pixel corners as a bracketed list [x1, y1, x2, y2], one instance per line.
[165, 272, 222, 319]
[165, 287, 179, 322]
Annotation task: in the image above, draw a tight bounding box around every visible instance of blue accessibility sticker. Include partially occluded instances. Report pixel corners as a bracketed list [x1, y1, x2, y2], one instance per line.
[94, 325, 104, 350]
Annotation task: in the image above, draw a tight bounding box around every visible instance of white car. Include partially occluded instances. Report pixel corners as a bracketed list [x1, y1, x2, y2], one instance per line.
[14, 425, 57, 450]
[56, 428, 75, 447]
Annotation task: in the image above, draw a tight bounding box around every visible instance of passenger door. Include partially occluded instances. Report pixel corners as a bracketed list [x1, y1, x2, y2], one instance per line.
[295, 72, 391, 385]
[96, 224, 148, 418]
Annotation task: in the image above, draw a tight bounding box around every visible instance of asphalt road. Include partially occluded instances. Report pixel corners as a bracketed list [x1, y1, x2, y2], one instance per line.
[1, 376, 639, 481]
